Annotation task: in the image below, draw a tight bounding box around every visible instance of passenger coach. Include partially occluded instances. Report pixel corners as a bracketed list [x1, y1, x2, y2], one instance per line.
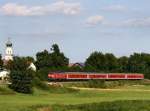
[48, 72, 144, 81]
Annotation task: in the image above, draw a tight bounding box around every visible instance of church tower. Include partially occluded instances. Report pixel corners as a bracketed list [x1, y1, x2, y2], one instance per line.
[4, 38, 13, 61]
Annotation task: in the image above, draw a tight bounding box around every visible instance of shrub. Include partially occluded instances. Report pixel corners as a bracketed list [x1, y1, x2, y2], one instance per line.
[36, 67, 50, 80]
[9, 70, 33, 94]
[33, 77, 49, 90]
[0, 85, 15, 95]
[88, 80, 106, 88]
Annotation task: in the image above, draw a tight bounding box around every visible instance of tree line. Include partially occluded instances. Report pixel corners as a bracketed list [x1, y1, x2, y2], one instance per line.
[85, 52, 150, 79]
[34, 44, 150, 79]
[0, 44, 150, 93]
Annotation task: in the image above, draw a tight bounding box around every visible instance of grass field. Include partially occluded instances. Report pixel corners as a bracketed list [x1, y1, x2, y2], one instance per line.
[51, 100, 150, 111]
[0, 83, 150, 111]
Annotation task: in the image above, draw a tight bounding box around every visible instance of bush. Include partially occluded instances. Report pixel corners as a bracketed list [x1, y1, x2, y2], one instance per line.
[88, 80, 106, 88]
[0, 85, 15, 95]
[9, 70, 33, 94]
[64, 80, 148, 89]
[33, 77, 49, 90]
[36, 67, 50, 80]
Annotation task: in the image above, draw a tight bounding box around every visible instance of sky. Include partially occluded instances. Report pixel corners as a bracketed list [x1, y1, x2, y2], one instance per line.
[0, 0, 150, 62]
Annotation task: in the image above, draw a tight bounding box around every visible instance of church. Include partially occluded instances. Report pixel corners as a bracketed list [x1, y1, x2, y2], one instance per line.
[0, 39, 36, 81]
[0, 39, 13, 81]
[4, 38, 13, 62]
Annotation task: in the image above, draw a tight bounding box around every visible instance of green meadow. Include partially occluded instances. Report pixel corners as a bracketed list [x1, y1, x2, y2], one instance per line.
[0, 84, 150, 111]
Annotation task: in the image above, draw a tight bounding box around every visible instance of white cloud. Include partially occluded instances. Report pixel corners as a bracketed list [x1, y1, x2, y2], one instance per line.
[86, 15, 104, 26]
[105, 17, 150, 27]
[98, 17, 150, 28]
[102, 5, 127, 12]
[50, 1, 81, 15]
[0, 1, 81, 16]
[122, 17, 150, 27]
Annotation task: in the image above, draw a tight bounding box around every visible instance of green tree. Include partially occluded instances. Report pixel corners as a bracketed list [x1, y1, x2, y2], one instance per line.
[105, 53, 118, 72]
[50, 44, 69, 67]
[128, 53, 146, 73]
[85, 52, 150, 79]
[85, 52, 119, 72]
[25, 56, 35, 63]
[36, 44, 69, 70]
[4, 60, 13, 70]
[51, 44, 60, 54]
[9, 56, 34, 94]
[36, 44, 69, 80]
[126, 53, 150, 79]
[0, 54, 3, 69]
[69, 66, 83, 72]
[9, 70, 33, 93]
[138, 53, 150, 78]
[36, 50, 50, 69]
[85, 52, 106, 72]
[118, 56, 129, 72]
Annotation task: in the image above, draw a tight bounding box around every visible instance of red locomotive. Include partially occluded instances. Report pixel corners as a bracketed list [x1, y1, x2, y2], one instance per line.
[48, 72, 144, 80]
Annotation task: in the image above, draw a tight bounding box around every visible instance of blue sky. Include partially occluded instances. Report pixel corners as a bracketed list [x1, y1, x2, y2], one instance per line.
[0, 0, 150, 62]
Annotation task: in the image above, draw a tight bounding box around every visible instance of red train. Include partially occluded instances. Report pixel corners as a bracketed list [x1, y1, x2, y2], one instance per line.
[48, 72, 144, 80]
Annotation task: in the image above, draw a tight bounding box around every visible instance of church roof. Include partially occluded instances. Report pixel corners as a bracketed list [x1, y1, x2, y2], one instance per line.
[6, 38, 12, 47]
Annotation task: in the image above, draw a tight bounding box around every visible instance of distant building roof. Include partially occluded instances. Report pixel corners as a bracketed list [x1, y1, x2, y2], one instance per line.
[0, 70, 10, 77]
[69, 62, 85, 68]
[28, 63, 36, 71]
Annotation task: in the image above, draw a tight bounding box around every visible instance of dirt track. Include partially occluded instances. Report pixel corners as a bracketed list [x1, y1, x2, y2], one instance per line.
[71, 87, 150, 92]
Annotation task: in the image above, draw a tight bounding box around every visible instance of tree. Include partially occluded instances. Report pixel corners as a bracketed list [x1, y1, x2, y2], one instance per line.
[85, 52, 119, 72]
[105, 53, 118, 72]
[9, 70, 33, 93]
[138, 53, 150, 78]
[36, 44, 69, 80]
[36, 50, 50, 69]
[36, 47, 68, 70]
[9, 56, 34, 94]
[0, 54, 3, 69]
[39, 44, 69, 68]
[118, 56, 129, 72]
[4, 60, 13, 70]
[69, 66, 83, 72]
[85, 52, 106, 72]
[51, 44, 60, 54]
[25, 56, 35, 63]
[128, 53, 146, 73]
[85, 51, 150, 79]
[50, 44, 69, 67]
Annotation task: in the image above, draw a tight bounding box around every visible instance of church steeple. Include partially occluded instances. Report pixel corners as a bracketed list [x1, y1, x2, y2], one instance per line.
[6, 38, 12, 47]
[4, 38, 13, 61]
